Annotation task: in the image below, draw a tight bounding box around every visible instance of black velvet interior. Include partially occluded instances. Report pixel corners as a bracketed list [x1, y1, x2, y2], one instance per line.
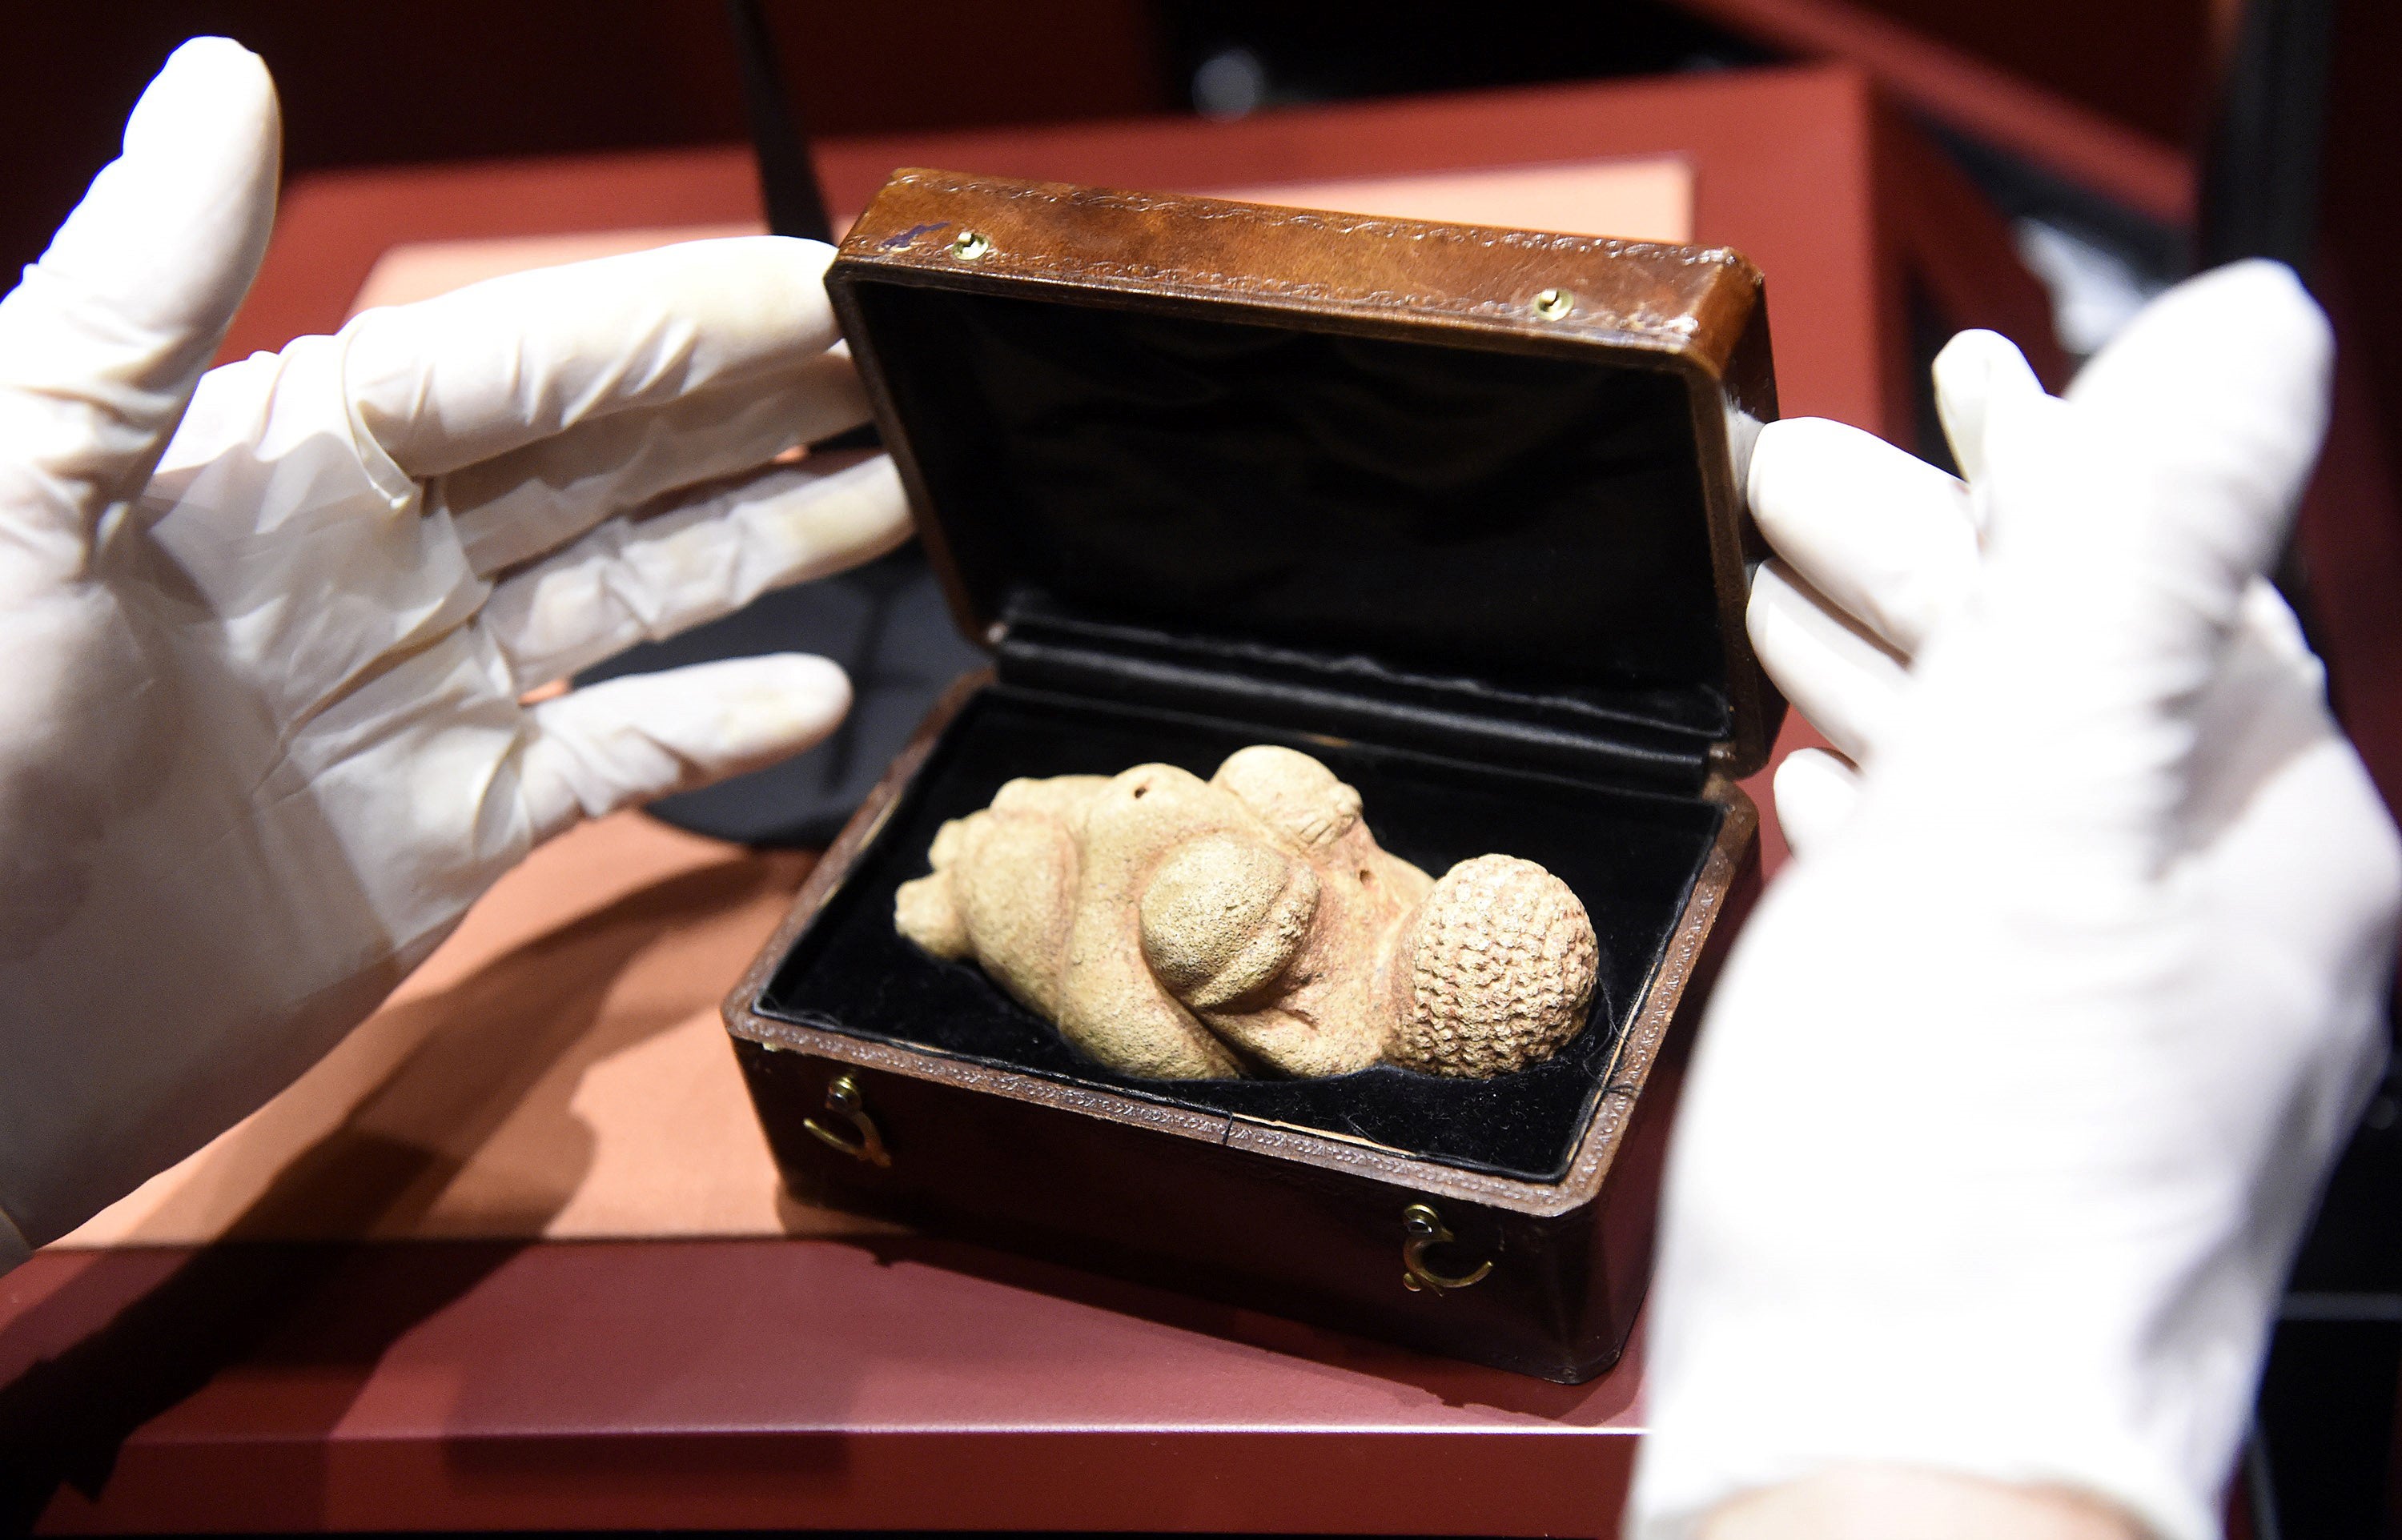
[756, 687, 1723, 1182]
[995, 596, 1718, 791]
[848, 280, 1731, 746]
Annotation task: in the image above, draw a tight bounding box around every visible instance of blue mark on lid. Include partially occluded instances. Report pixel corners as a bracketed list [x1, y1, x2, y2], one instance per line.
[882, 222, 949, 250]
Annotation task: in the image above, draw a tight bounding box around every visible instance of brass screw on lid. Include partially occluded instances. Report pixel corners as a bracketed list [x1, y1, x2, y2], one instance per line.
[1531, 288, 1574, 319]
[950, 229, 994, 261]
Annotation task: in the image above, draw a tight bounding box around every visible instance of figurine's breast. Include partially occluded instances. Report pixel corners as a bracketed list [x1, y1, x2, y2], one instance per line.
[1139, 834, 1319, 1011]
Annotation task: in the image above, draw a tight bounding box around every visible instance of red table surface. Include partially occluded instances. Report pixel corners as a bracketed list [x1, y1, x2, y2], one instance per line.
[2, 63, 2059, 1534]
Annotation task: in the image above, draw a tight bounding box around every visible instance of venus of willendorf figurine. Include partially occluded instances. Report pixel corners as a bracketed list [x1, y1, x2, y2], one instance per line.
[894, 745, 1600, 1080]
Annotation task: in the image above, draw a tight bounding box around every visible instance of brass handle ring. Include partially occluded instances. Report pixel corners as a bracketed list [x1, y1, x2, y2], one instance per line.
[1401, 1201, 1493, 1293]
[804, 1073, 891, 1168]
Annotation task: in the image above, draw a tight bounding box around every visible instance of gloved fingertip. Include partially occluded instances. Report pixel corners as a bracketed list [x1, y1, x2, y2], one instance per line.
[519, 653, 857, 843]
[2067, 261, 2332, 461]
[345, 235, 852, 479]
[753, 232, 839, 279]
[679, 234, 842, 321]
[1746, 418, 1856, 519]
[718, 652, 854, 758]
[31, 36, 279, 318]
[1772, 747, 1862, 859]
[1743, 555, 1805, 636]
[1931, 328, 2038, 390]
[146, 37, 275, 108]
[125, 37, 280, 190]
[26, 35, 281, 307]
[0, 34, 283, 531]
[2083, 260, 2328, 383]
[1932, 329, 2044, 493]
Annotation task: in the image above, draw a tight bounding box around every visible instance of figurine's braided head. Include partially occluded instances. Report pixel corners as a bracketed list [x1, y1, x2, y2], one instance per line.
[1385, 855, 1601, 1077]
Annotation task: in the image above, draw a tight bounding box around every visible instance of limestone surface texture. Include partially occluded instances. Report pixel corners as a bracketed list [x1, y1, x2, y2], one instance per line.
[894, 745, 1599, 1080]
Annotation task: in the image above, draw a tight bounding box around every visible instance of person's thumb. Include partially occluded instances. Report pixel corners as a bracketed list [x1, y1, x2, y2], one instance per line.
[2060, 259, 2329, 616]
[1885, 263, 2332, 860]
[0, 38, 280, 591]
[1966, 263, 2327, 702]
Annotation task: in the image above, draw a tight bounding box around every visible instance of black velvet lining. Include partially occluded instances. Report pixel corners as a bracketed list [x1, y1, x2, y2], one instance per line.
[850, 281, 1730, 745]
[995, 596, 1719, 792]
[755, 686, 1724, 1182]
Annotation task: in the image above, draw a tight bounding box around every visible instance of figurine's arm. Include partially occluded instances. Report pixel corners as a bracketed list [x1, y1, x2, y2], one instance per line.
[894, 818, 974, 957]
[895, 796, 1091, 1017]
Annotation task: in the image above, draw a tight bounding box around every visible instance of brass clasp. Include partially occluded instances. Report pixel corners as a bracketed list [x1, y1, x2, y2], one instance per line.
[804, 1073, 891, 1168]
[1401, 1201, 1493, 1293]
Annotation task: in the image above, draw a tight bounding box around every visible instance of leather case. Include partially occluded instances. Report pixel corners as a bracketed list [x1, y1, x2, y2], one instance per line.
[722, 169, 1781, 1382]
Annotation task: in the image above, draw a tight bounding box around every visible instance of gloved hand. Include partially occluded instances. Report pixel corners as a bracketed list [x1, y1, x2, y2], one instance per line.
[0, 40, 910, 1262]
[1631, 262, 2401, 1540]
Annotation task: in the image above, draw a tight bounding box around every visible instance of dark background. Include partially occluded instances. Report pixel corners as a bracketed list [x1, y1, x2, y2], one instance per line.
[2, 0, 2218, 287]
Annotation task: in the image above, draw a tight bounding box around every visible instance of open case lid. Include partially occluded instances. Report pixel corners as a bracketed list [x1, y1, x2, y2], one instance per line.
[828, 170, 1782, 780]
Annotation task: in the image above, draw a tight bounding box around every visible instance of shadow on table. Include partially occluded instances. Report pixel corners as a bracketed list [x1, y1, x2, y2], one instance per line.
[0, 852, 797, 1530]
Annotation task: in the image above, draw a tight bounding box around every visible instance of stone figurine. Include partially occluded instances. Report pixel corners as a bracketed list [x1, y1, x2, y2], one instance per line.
[894, 745, 1600, 1080]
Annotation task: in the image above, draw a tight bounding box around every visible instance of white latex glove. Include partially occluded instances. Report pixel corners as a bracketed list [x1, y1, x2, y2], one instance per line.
[1631, 261, 2401, 1540]
[0, 40, 910, 1262]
